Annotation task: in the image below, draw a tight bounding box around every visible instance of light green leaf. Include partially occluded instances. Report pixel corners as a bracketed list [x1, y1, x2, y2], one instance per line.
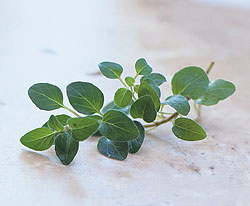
[114, 88, 132, 108]
[102, 101, 130, 115]
[28, 83, 64, 111]
[98, 62, 123, 79]
[171, 66, 209, 99]
[196, 79, 236, 106]
[140, 73, 167, 86]
[67, 117, 99, 141]
[128, 121, 145, 154]
[162, 95, 190, 116]
[97, 137, 128, 160]
[20, 128, 56, 151]
[48, 115, 64, 131]
[99, 110, 139, 142]
[67, 81, 104, 115]
[134, 85, 140, 93]
[172, 118, 206, 141]
[55, 131, 79, 165]
[135, 58, 152, 75]
[138, 82, 160, 111]
[130, 95, 157, 123]
[125, 76, 135, 86]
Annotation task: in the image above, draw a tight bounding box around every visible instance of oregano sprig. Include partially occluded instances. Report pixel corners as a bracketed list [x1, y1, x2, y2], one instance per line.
[20, 58, 236, 165]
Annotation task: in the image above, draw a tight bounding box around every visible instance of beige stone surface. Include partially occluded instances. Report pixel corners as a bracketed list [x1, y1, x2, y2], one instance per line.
[1, 0, 250, 205]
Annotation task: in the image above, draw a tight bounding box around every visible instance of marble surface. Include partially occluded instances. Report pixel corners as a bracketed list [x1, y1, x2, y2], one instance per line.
[1, 0, 250, 205]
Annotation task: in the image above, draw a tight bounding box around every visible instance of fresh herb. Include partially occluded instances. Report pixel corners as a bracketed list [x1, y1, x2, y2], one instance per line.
[20, 59, 235, 165]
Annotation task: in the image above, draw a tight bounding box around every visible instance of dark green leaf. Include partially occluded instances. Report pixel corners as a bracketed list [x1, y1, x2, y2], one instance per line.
[162, 95, 190, 116]
[125, 76, 135, 86]
[172, 118, 206, 141]
[48, 115, 64, 131]
[97, 137, 128, 160]
[138, 82, 160, 111]
[55, 131, 79, 165]
[171, 66, 209, 99]
[42, 114, 71, 128]
[140, 78, 161, 97]
[28, 83, 64, 111]
[98, 62, 123, 79]
[99, 110, 139, 142]
[140, 73, 167, 86]
[67, 117, 99, 141]
[130, 95, 157, 123]
[196, 79, 236, 106]
[67, 82, 104, 115]
[102, 101, 130, 115]
[114, 88, 132, 108]
[134, 85, 140, 93]
[20, 128, 56, 151]
[135, 58, 152, 75]
[128, 121, 145, 154]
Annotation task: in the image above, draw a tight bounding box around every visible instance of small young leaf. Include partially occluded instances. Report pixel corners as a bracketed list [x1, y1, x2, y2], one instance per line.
[135, 58, 152, 75]
[98, 62, 123, 79]
[20, 128, 56, 151]
[48, 115, 64, 131]
[140, 73, 167, 86]
[125, 76, 135, 86]
[28, 83, 63, 111]
[67, 82, 104, 115]
[130, 95, 157, 123]
[171, 66, 209, 99]
[55, 131, 79, 165]
[67, 117, 99, 141]
[196, 79, 236, 106]
[134, 85, 140, 93]
[99, 110, 139, 142]
[162, 95, 190, 116]
[97, 137, 128, 160]
[102, 101, 130, 115]
[128, 121, 145, 154]
[138, 82, 160, 111]
[42, 114, 71, 128]
[140, 78, 161, 97]
[172, 118, 206, 141]
[114, 88, 132, 108]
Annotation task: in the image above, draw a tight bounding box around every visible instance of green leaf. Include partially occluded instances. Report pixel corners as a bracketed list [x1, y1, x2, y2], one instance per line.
[67, 81, 104, 115]
[55, 131, 79, 165]
[130, 95, 157, 123]
[102, 101, 130, 115]
[97, 137, 128, 160]
[140, 78, 161, 97]
[67, 117, 99, 141]
[135, 58, 152, 75]
[138, 82, 161, 111]
[162, 95, 190, 116]
[42, 114, 71, 128]
[125, 76, 135, 86]
[140, 73, 167, 86]
[99, 110, 139, 142]
[98, 62, 123, 79]
[114, 88, 132, 108]
[172, 118, 206, 141]
[134, 85, 140, 93]
[196, 79, 236, 106]
[48, 115, 64, 131]
[171, 66, 209, 99]
[128, 121, 145, 154]
[28, 83, 64, 111]
[20, 128, 56, 151]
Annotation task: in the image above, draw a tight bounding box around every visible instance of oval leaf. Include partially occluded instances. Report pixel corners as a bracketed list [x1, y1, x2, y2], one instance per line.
[67, 117, 99, 141]
[28, 83, 63, 111]
[114, 88, 132, 108]
[98, 62, 123, 79]
[67, 81, 104, 115]
[48, 115, 64, 131]
[140, 78, 161, 97]
[125, 76, 135, 86]
[140, 73, 167, 86]
[128, 121, 145, 154]
[97, 137, 128, 160]
[171, 66, 209, 99]
[130, 95, 157, 123]
[42, 114, 71, 128]
[102, 101, 130, 115]
[55, 131, 79, 165]
[172, 118, 206, 141]
[162, 95, 190, 116]
[135, 58, 152, 75]
[196, 79, 236, 106]
[20, 128, 56, 151]
[99, 110, 139, 142]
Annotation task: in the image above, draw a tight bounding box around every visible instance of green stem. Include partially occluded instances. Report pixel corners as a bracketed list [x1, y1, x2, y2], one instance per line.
[194, 102, 201, 117]
[144, 112, 179, 128]
[62, 105, 80, 117]
[130, 86, 137, 101]
[134, 73, 139, 79]
[118, 77, 127, 88]
[158, 111, 175, 115]
[206, 62, 215, 74]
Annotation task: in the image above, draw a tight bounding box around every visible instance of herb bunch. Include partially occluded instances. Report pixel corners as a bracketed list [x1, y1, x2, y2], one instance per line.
[20, 58, 235, 165]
